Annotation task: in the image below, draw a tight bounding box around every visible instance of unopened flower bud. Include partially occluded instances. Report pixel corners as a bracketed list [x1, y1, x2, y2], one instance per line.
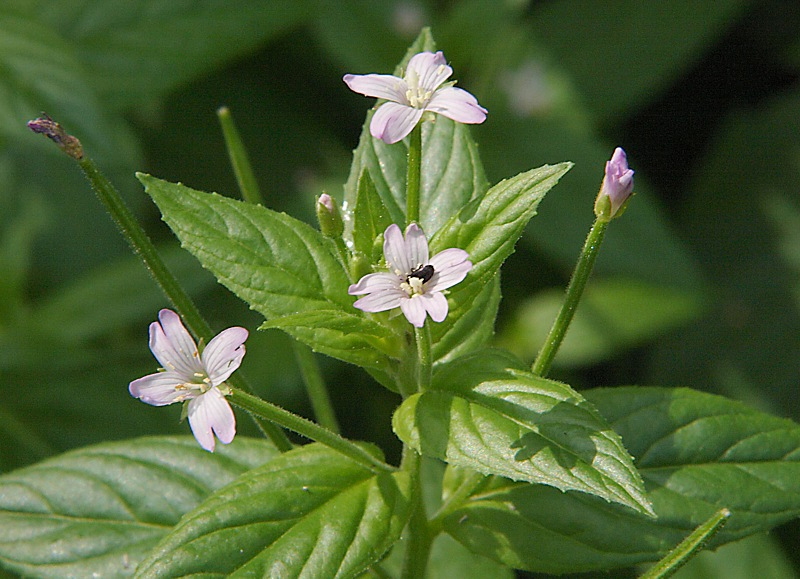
[594, 147, 634, 221]
[27, 114, 84, 160]
[316, 193, 344, 238]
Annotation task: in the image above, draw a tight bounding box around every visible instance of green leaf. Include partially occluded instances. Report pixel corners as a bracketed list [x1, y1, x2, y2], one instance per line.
[135, 443, 411, 578]
[392, 350, 653, 516]
[139, 174, 392, 371]
[0, 10, 139, 163]
[261, 309, 401, 369]
[352, 169, 393, 261]
[429, 163, 572, 359]
[530, 0, 750, 120]
[498, 277, 705, 368]
[439, 387, 800, 574]
[0, 436, 277, 578]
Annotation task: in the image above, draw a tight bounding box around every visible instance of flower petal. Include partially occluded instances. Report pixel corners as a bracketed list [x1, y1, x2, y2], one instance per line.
[353, 288, 406, 313]
[348, 272, 401, 295]
[426, 86, 487, 124]
[343, 73, 407, 103]
[129, 371, 189, 406]
[370, 102, 424, 144]
[202, 327, 248, 386]
[399, 296, 427, 327]
[383, 223, 412, 275]
[404, 223, 429, 267]
[406, 51, 452, 92]
[428, 248, 472, 291]
[421, 291, 449, 323]
[150, 309, 201, 377]
[188, 388, 236, 452]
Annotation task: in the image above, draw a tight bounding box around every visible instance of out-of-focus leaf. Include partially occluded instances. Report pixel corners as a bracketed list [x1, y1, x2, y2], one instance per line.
[498, 277, 705, 368]
[136, 443, 411, 578]
[0, 436, 278, 578]
[670, 533, 796, 579]
[441, 386, 800, 573]
[530, 0, 752, 120]
[28, 245, 215, 342]
[0, 10, 139, 163]
[393, 350, 653, 516]
[31, 0, 311, 109]
[649, 88, 800, 417]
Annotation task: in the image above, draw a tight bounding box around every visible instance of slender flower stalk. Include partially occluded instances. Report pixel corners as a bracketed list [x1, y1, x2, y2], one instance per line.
[129, 309, 246, 452]
[228, 389, 394, 474]
[399, 448, 433, 579]
[344, 51, 487, 144]
[532, 218, 609, 377]
[215, 118, 342, 440]
[640, 508, 731, 579]
[349, 223, 472, 328]
[217, 106, 265, 206]
[291, 340, 340, 434]
[405, 123, 422, 225]
[532, 148, 635, 377]
[28, 115, 293, 451]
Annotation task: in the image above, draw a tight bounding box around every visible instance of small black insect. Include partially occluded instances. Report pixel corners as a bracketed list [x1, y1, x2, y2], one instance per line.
[407, 264, 435, 284]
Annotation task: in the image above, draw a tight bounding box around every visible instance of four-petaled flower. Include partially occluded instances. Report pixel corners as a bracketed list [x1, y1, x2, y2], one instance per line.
[595, 147, 635, 220]
[129, 309, 247, 452]
[344, 51, 487, 144]
[349, 223, 472, 327]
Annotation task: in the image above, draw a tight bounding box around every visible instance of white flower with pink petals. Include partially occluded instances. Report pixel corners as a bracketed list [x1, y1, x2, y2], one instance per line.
[349, 223, 472, 327]
[129, 309, 247, 452]
[344, 51, 487, 144]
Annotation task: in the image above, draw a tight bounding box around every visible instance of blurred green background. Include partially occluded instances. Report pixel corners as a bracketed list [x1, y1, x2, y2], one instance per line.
[3, 1, 800, 576]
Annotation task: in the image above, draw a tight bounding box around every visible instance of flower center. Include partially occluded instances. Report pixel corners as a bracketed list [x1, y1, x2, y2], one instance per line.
[401, 264, 434, 296]
[174, 371, 212, 399]
[405, 69, 435, 109]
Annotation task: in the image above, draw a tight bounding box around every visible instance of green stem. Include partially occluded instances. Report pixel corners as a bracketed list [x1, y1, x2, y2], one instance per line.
[532, 217, 609, 377]
[76, 156, 292, 452]
[640, 508, 731, 579]
[429, 470, 487, 530]
[291, 341, 340, 434]
[229, 390, 394, 474]
[217, 106, 265, 205]
[405, 123, 422, 226]
[399, 448, 433, 578]
[415, 324, 432, 392]
[217, 111, 340, 440]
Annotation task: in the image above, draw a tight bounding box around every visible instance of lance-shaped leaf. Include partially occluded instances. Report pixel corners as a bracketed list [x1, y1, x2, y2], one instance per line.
[350, 170, 394, 261]
[0, 436, 277, 578]
[392, 350, 653, 516]
[429, 163, 571, 361]
[439, 387, 800, 574]
[139, 174, 397, 370]
[135, 443, 411, 578]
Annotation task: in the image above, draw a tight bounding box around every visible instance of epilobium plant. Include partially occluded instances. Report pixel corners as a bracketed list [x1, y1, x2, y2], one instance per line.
[9, 30, 800, 579]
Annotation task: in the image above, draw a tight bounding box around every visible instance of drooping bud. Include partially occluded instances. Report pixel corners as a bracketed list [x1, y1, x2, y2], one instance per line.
[316, 193, 344, 238]
[594, 147, 634, 221]
[27, 114, 84, 160]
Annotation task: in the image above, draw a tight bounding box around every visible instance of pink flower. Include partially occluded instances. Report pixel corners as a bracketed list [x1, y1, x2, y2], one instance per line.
[344, 51, 487, 144]
[349, 223, 472, 327]
[129, 309, 247, 452]
[595, 147, 635, 219]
